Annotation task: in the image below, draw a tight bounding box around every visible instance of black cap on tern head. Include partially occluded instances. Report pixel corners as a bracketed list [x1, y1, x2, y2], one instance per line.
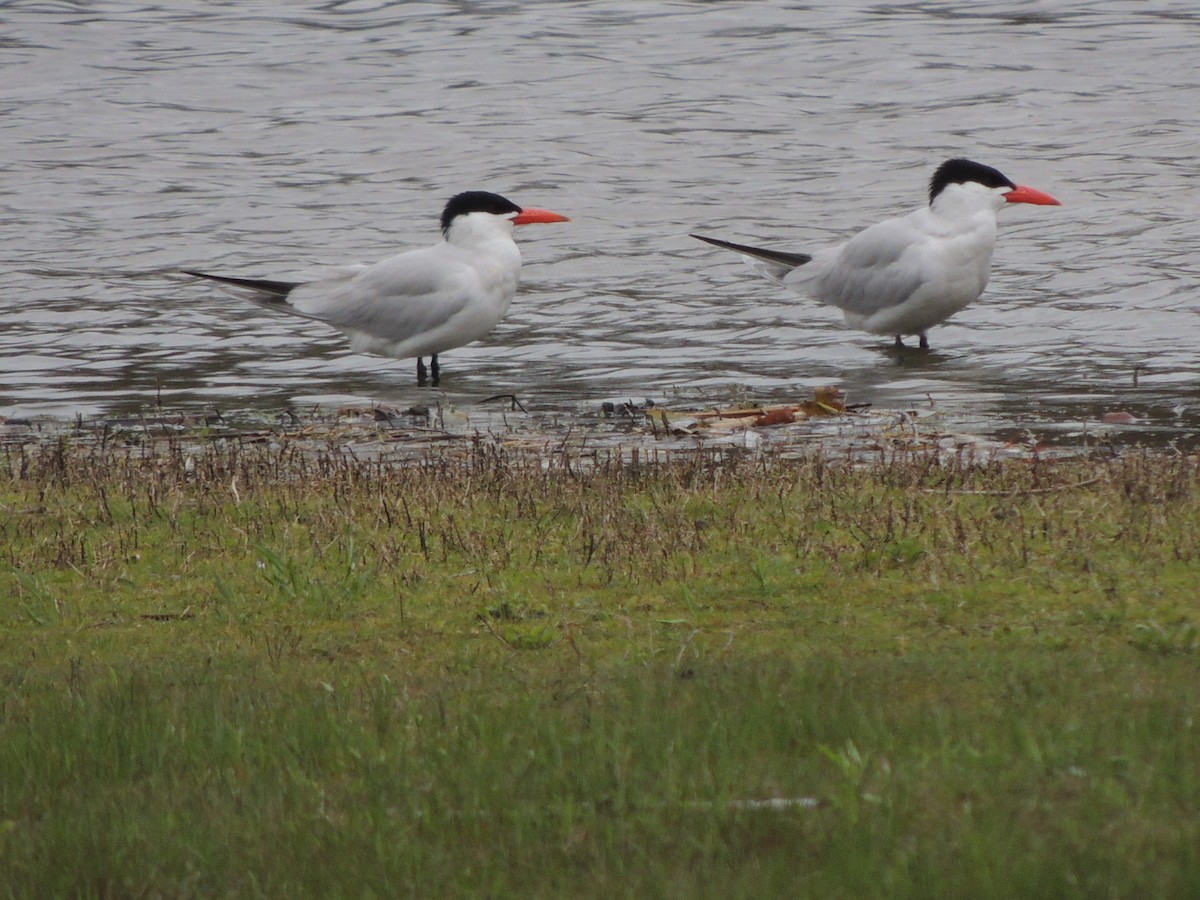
[929, 159, 1016, 204]
[441, 191, 523, 234]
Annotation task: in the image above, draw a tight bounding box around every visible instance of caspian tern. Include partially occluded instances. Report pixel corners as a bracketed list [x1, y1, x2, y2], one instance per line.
[185, 191, 569, 385]
[692, 158, 1060, 349]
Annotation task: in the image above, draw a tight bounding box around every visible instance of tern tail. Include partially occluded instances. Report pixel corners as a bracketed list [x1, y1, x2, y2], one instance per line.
[183, 270, 299, 301]
[690, 234, 812, 269]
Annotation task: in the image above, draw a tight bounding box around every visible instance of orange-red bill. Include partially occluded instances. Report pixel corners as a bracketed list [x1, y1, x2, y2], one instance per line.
[1005, 185, 1061, 206]
[513, 207, 571, 225]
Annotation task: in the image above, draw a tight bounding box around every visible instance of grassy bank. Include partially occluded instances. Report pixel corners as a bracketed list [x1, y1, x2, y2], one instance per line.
[2, 433, 1199, 897]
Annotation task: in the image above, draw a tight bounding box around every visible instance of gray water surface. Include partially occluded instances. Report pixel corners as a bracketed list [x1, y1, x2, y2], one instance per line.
[3, 2, 1198, 446]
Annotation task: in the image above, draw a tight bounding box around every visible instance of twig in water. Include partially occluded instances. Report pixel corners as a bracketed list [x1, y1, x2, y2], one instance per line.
[481, 394, 528, 413]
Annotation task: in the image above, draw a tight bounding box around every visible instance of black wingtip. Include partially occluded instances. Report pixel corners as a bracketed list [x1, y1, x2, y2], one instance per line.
[691, 234, 812, 268]
[183, 270, 299, 299]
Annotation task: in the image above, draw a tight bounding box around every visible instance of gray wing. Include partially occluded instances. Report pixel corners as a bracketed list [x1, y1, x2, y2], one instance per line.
[790, 216, 928, 316]
[287, 246, 477, 340]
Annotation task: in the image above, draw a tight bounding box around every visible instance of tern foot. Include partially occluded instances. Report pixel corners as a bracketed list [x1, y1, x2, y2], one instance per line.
[893, 335, 931, 351]
[430, 354, 440, 387]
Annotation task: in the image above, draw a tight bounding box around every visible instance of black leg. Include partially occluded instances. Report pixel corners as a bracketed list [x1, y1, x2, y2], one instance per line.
[416, 357, 428, 386]
[430, 354, 440, 386]
[893, 335, 906, 350]
[918, 333, 929, 350]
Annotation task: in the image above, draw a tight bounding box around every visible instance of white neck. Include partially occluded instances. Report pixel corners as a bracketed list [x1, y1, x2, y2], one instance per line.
[930, 182, 1008, 220]
[445, 212, 517, 251]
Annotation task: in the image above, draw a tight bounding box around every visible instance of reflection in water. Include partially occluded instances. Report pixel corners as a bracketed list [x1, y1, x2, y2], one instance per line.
[2, 2, 1199, 448]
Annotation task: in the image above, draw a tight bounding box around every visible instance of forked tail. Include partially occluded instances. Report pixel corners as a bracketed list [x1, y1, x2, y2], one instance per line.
[690, 234, 811, 282]
[182, 270, 299, 303]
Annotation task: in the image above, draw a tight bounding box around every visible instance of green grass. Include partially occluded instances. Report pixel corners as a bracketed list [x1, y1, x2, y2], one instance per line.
[2, 434, 1199, 897]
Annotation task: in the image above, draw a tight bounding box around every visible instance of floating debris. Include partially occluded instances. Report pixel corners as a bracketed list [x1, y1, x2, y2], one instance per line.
[643, 387, 856, 437]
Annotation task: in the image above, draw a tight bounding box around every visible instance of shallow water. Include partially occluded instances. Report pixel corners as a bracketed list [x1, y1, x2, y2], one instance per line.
[3, 1, 1199, 447]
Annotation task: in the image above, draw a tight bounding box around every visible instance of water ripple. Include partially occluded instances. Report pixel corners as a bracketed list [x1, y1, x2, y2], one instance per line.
[2, 1, 1199, 445]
